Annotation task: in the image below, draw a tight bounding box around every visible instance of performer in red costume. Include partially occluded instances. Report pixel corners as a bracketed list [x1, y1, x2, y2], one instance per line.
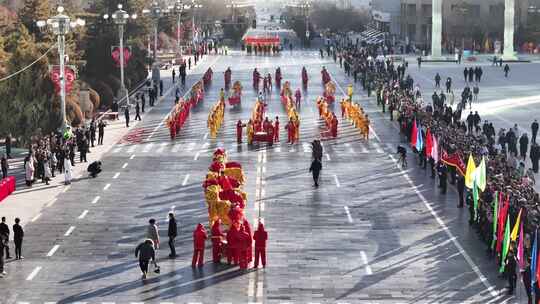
[243, 219, 253, 264]
[192, 223, 207, 267]
[253, 222, 268, 268]
[238, 225, 250, 269]
[211, 220, 225, 263]
[331, 113, 338, 138]
[286, 118, 296, 144]
[227, 224, 240, 265]
[236, 120, 246, 143]
[274, 116, 280, 142]
[217, 170, 233, 191]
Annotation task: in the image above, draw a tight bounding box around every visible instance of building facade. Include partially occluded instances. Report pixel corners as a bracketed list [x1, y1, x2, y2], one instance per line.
[400, 0, 531, 52]
[370, 0, 401, 38]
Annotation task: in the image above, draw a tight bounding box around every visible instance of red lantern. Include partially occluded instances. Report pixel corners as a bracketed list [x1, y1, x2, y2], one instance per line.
[111, 46, 132, 67]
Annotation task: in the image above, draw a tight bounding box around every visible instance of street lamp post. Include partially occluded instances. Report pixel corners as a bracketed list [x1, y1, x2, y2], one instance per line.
[169, 0, 186, 57]
[190, 0, 203, 46]
[36, 6, 85, 130]
[301, 0, 311, 47]
[104, 4, 137, 107]
[143, 1, 169, 83]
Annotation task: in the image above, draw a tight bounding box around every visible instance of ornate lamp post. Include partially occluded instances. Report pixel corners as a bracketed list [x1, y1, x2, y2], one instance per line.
[143, 1, 170, 83]
[104, 4, 137, 107]
[300, 0, 311, 46]
[169, 0, 187, 56]
[190, 0, 203, 46]
[37, 6, 85, 130]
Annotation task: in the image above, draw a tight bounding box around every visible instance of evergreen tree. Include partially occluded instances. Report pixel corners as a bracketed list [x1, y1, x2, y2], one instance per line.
[18, 0, 51, 38]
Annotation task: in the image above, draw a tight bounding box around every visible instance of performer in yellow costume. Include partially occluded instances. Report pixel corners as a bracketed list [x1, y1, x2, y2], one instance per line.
[208, 99, 225, 139]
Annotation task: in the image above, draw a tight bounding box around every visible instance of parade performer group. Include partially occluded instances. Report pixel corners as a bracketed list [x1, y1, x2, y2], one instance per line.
[238, 98, 278, 145]
[167, 80, 205, 140]
[321, 66, 331, 85]
[316, 97, 338, 138]
[281, 81, 300, 144]
[228, 81, 242, 107]
[208, 97, 225, 139]
[322, 81, 336, 103]
[203, 68, 213, 87]
[196, 148, 268, 269]
[341, 96, 370, 140]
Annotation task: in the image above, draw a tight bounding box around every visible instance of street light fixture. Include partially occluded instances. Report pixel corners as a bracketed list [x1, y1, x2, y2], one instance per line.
[168, 0, 188, 56]
[104, 4, 137, 107]
[142, 1, 170, 83]
[300, 0, 311, 45]
[36, 6, 85, 130]
[190, 0, 203, 45]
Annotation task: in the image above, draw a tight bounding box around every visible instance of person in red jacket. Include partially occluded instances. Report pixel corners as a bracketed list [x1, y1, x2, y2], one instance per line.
[331, 113, 338, 138]
[236, 120, 246, 143]
[253, 222, 268, 268]
[274, 116, 280, 142]
[238, 225, 250, 269]
[192, 223, 207, 267]
[226, 224, 239, 265]
[243, 219, 253, 264]
[286, 118, 296, 144]
[211, 220, 224, 263]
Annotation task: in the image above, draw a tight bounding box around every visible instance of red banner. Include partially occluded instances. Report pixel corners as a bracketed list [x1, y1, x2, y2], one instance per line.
[111, 46, 132, 68]
[441, 149, 466, 176]
[244, 36, 280, 45]
[50, 66, 76, 96]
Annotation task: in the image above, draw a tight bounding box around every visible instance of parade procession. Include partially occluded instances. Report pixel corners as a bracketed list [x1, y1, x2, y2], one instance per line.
[4, 0, 540, 303]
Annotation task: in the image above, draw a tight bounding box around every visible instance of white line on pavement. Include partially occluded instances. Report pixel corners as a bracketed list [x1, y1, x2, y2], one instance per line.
[157, 142, 168, 153]
[103, 183, 111, 191]
[194, 151, 201, 160]
[182, 174, 190, 186]
[388, 154, 497, 297]
[143, 143, 154, 153]
[130, 154, 135, 160]
[112, 147, 122, 153]
[91, 196, 101, 204]
[325, 153, 331, 161]
[113, 172, 120, 179]
[187, 142, 196, 151]
[62, 185, 71, 193]
[31, 213, 42, 222]
[203, 132, 209, 140]
[258, 152, 263, 163]
[344, 206, 353, 223]
[127, 145, 136, 153]
[247, 278, 256, 297]
[26, 266, 42, 281]
[334, 174, 341, 187]
[372, 142, 384, 153]
[256, 282, 264, 298]
[122, 163, 128, 169]
[47, 244, 60, 257]
[360, 251, 373, 275]
[45, 198, 57, 208]
[64, 226, 76, 236]
[78, 210, 89, 219]
[172, 144, 181, 153]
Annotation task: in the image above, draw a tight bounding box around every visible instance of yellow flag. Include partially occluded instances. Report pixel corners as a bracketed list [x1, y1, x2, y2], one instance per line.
[510, 208, 522, 242]
[465, 154, 476, 189]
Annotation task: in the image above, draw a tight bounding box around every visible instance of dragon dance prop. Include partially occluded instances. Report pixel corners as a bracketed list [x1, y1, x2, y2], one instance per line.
[247, 99, 273, 144]
[189, 80, 205, 107]
[208, 99, 225, 139]
[341, 98, 370, 139]
[322, 81, 336, 103]
[316, 96, 338, 138]
[228, 81, 242, 106]
[203, 68, 213, 86]
[203, 148, 248, 227]
[166, 80, 205, 140]
[281, 81, 300, 142]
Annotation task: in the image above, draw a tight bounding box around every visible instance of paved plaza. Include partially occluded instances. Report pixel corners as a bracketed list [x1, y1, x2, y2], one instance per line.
[2, 50, 540, 303]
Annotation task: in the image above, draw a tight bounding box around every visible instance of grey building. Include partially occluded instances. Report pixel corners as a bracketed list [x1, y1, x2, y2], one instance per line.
[371, 0, 401, 37]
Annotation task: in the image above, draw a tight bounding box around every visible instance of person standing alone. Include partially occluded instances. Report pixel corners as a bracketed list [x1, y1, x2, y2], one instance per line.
[168, 213, 177, 258]
[309, 158, 322, 188]
[13, 218, 23, 260]
[0, 217, 10, 259]
[146, 218, 159, 250]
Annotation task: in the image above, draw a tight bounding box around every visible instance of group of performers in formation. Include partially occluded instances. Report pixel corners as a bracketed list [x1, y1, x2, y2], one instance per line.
[341, 97, 370, 140]
[195, 148, 267, 269]
[207, 96, 225, 139]
[167, 80, 205, 140]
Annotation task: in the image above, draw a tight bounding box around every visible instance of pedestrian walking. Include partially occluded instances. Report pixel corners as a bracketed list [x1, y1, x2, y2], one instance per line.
[146, 218, 159, 250]
[520, 133, 529, 161]
[309, 158, 322, 188]
[172, 69, 176, 83]
[167, 213, 177, 258]
[4, 134, 11, 159]
[532, 119, 539, 143]
[417, 56, 421, 69]
[0, 217, 10, 259]
[506, 246, 517, 295]
[24, 155, 34, 187]
[13, 218, 23, 260]
[434, 73, 441, 88]
[504, 64, 510, 77]
[124, 106, 130, 128]
[463, 67, 468, 82]
[0, 233, 6, 277]
[135, 239, 157, 280]
[531, 143, 540, 173]
[1, 154, 8, 179]
[457, 174, 465, 208]
[43, 156, 52, 185]
[445, 77, 452, 93]
[89, 119, 96, 147]
[159, 80, 164, 96]
[135, 102, 141, 121]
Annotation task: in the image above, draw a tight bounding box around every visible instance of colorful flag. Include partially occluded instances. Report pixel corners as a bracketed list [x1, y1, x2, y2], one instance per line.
[510, 208, 522, 242]
[532, 230, 538, 290]
[472, 180, 479, 221]
[432, 136, 439, 162]
[496, 196, 509, 253]
[465, 154, 476, 189]
[474, 156, 486, 192]
[425, 128, 432, 158]
[410, 119, 417, 148]
[490, 192, 498, 250]
[416, 124, 423, 152]
[499, 214, 510, 273]
[517, 221, 524, 270]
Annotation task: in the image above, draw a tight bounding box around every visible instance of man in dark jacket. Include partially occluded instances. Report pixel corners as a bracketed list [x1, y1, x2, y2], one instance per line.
[520, 133, 529, 161]
[531, 143, 540, 173]
[124, 107, 130, 128]
[13, 218, 23, 260]
[135, 239, 156, 279]
[532, 119, 539, 143]
[457, 175, 465, 208]
[309, 158, 322, 188]
[0, 217, 10, 259]
[168, 213, 178, 258]
[0, 234, 5, 276]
